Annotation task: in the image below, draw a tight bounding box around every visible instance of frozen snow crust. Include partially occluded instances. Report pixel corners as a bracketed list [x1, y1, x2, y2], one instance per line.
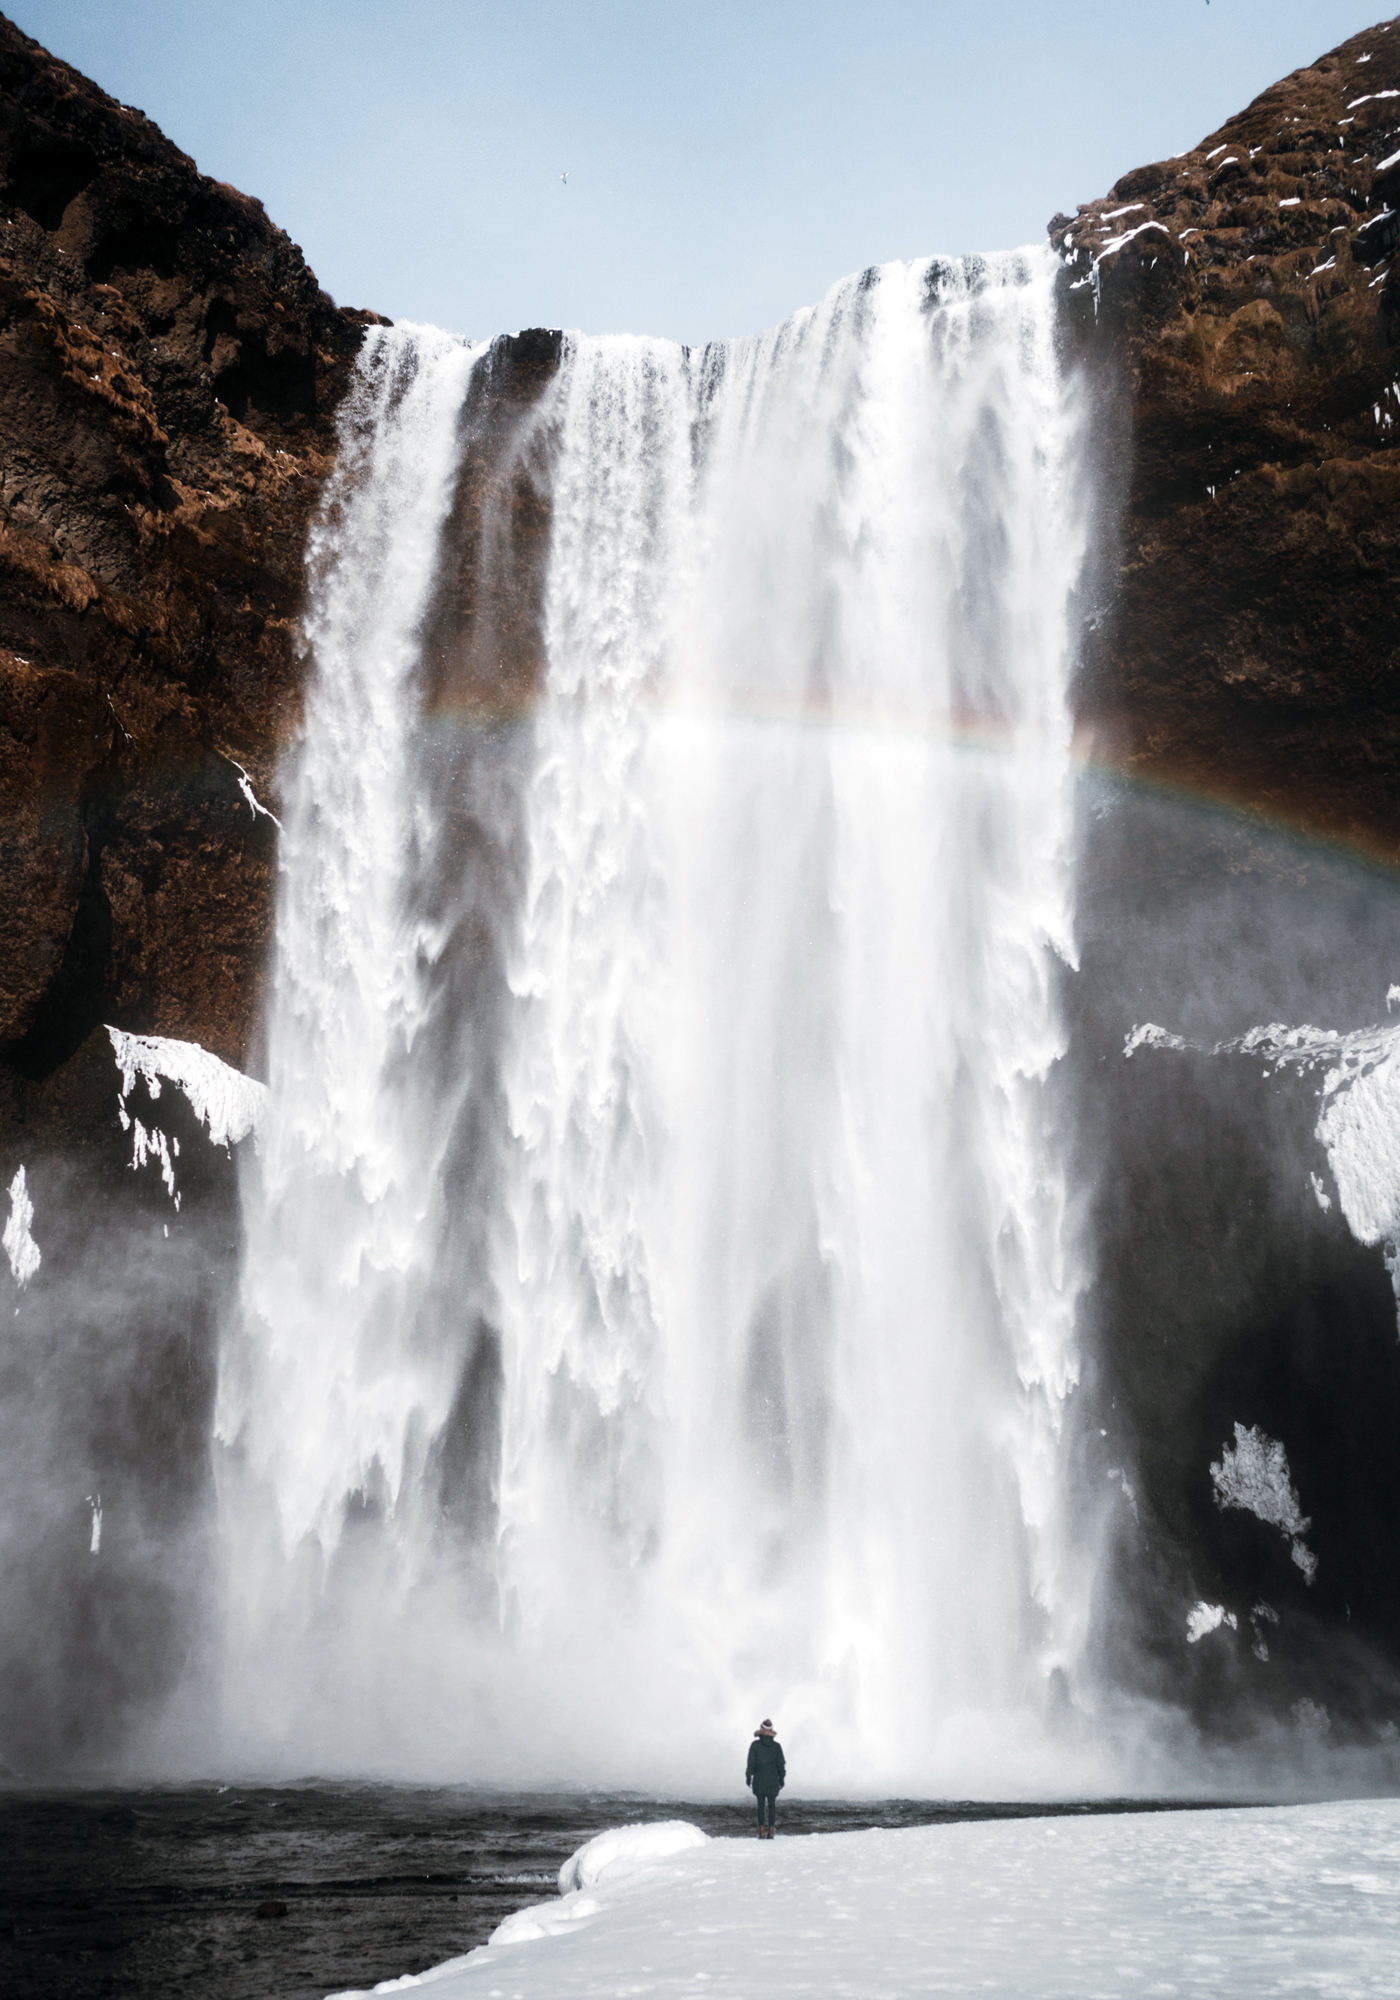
[555, 1820, 710, 1894]
[329, 1799, 1400, 1998]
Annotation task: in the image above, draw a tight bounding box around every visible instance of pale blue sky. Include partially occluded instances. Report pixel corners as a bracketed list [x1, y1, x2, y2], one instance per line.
[11, 1, 1387, 344]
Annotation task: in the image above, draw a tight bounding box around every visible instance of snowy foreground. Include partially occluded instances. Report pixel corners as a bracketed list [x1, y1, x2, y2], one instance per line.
[330, 1799, 1400, 1998]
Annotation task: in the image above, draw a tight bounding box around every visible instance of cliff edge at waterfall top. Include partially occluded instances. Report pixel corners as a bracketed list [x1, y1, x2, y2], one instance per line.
[1059, 14, 1400, 860]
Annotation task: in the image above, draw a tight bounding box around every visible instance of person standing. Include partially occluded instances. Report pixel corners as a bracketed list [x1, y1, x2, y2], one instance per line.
[745, 1717, 785, 1837]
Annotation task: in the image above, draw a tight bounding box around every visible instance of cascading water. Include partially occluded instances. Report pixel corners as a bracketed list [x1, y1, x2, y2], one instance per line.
[218, 249, 1092, 1789]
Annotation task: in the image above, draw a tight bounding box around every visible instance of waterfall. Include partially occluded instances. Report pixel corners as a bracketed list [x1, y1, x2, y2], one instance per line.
[219, 251, 1091, 1789]
[216, 327, 487, 1740]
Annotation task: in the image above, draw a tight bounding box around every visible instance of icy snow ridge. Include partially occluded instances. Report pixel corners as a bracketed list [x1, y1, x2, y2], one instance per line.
[557, 1822, 710, 1894]
[488, 1826, 712, 1947]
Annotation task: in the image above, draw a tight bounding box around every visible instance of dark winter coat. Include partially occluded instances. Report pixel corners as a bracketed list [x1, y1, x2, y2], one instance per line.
[745, 1734, 786, 1795]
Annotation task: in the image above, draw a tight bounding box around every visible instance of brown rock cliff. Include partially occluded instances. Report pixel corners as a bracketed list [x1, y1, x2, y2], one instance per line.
[1054, 15, 1400, 859]
[0, 9, 376, 1133]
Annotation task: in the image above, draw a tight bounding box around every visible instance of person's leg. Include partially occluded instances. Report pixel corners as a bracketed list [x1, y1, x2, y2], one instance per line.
[755, 1792, 764, 1835]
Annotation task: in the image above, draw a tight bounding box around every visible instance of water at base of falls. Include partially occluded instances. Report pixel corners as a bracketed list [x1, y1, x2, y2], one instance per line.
[213, 250, 1094, 1793]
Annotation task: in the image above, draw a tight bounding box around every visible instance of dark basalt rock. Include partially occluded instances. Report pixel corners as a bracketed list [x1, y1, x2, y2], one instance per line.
[1053, 15, 1400, 860]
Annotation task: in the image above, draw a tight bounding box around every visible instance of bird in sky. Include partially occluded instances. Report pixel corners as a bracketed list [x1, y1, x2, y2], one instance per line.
[560, 169, 569, 185]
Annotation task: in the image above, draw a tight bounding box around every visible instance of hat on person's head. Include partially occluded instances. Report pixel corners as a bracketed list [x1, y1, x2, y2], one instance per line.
[759, 1718, 775, 1733]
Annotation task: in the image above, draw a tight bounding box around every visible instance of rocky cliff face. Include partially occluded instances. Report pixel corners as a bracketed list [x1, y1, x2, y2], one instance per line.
[0, 10, 376, 1145]
[1056, 16, 1400, 1746]
[1055, 16, 1400, 858]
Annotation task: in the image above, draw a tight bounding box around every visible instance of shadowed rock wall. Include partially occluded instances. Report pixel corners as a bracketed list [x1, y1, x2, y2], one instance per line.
[1058, 15, 1400, 1755]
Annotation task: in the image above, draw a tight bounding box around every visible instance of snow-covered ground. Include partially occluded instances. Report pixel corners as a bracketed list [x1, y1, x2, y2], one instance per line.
[329, 1798, 1400, 1998]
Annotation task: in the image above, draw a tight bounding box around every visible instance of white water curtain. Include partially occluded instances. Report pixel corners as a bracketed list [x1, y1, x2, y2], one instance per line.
[220, 253, 1092, 1791]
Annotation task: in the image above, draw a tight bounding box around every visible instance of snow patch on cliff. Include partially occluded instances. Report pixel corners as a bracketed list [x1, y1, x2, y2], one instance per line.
[221, 751, 283, 829]
[1211, 1422, 1317, 1583]
[1186, 1601, 1236, 1644]
[3, 1165, 40, 1286]
[1124, 1008, 1400, 1327]
[1123, 1021, 1188, 1056]
[1097, 219, 1170, 259]
[107, 1027, 266, 1205]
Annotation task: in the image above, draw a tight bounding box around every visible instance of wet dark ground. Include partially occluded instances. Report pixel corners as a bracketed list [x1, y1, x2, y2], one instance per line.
[0, 1785, 1235, 2000]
